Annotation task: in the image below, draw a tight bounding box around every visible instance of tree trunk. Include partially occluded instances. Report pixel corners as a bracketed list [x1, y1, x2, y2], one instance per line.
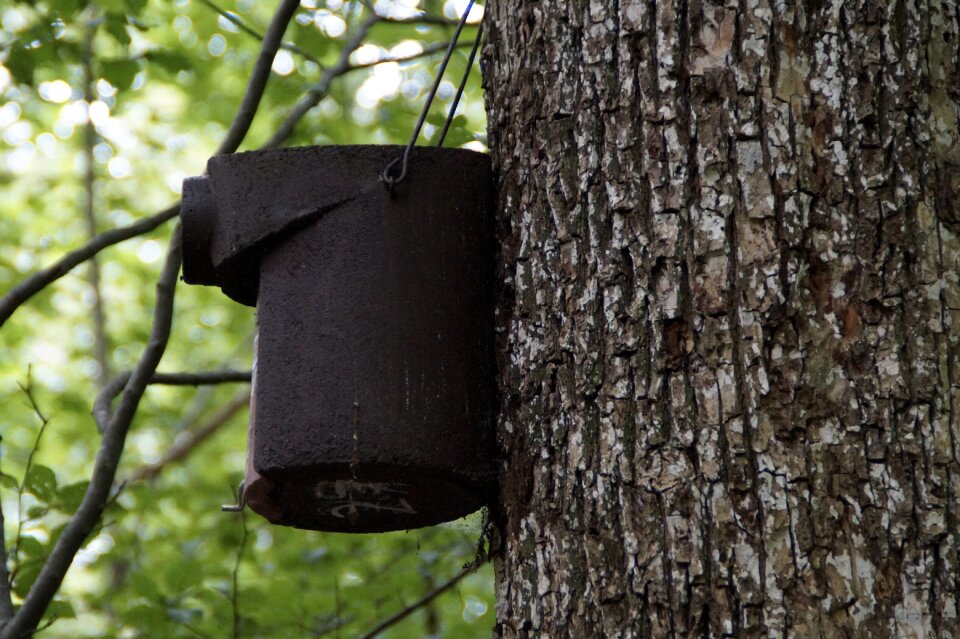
[485, 1, 960, 637]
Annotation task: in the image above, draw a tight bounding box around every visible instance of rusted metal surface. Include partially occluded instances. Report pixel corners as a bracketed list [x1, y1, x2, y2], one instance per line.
[181, 145, 496, 532]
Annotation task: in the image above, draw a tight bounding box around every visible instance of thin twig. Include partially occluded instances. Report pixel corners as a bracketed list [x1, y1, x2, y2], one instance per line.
[181, 622, 211, 639]
[165, 329, 253, 435]
[272, 37, 476, 149]
[0, 489, 12, 626]
[11, 376, 52, 574]
[333, 576, 342, 639]
[81, 13, 112, 390]
[197, 0, 323, 69]
[297, 613, 353, 637]
[347, 39, 472, 71]
[379, 15, 477, 27]
[93, 370, 251, 433]
[435, 23, 483, 146]
[356, 561, 485, 639]
[264, 12, 380, 148]
[215, 0, 300, 155]
[264, 20, 474, 147]
[0, 376, 44, 624]
[230, 508, 248, 639]
[127, 389, 250, 483]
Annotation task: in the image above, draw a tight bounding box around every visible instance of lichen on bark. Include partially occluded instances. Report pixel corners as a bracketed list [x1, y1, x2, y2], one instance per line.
[485, 1, 960, 637]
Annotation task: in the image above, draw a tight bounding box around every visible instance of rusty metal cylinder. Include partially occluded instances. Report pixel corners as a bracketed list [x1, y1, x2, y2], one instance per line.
[181, 145, 496, 532]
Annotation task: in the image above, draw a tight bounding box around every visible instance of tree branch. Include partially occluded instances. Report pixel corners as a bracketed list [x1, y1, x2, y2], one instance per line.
[379, 15, 476, 27]
[81, 12, 112, 390]
[264, 12, 379, 148]
[11, 377, 52, 576]
[0, 498, 11, 627]
[215, 0, 301, 156]
[0, 379, 47, 626]
[357, 561, 484, 639]
[94, 370, 251, 434]
[0, 203, 179, 330]
[230, 508, 248, 639]
[127, 389, 250, 484]
[346, 39, 473, 71]
[197, 0, 323, 68]
[263, 17, 473, 148]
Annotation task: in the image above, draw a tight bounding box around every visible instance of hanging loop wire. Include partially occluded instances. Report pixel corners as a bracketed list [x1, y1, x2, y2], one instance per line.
[380, 0, 482, 190]
[435, 22, 483, 147]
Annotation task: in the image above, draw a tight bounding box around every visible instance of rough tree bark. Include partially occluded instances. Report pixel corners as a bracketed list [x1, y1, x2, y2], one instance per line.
[485, 1, 960, 637]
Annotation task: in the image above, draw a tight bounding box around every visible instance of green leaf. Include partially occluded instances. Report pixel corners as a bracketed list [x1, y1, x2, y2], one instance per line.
[167, 606, 201, 624]
[126, 0, 148, 14]
[444, 129, 475, 149]
[120, 603, 166, 628]
[17, 535, 45, 559]
[45, 599, 76, 620]
[5, 45, 36, 86]
[24, 464, 57, 501]
[146, 50, 191, 74]
[56, 480, 89, 512]
[96, 0, 146, 18]
[104, 13, 132, 47]
[0, 473, 18, 490]
[25, 505, 48, 520]
[426, 110, 451, 127]
[51, 0, 84, 19]
[12, 560, 42, 598]
[101, 58, 140, 89]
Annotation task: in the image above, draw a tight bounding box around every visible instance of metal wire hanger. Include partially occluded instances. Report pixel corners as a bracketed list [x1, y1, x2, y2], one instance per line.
[380, 0, 484, 190]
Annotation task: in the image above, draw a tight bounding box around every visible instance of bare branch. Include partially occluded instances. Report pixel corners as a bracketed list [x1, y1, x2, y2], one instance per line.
[0, 501, 12, 627]
[379, 15, 476, 27]
[0, 377, 49, 626]
[0, 203, 178, 330]
[216, 0, 301, 155]
[197, 0, 323, 68]
[93, 370, 251, 433]
[356, 562, 484, 639]
[230, 509, 249, 639]
[81, 14, 112, 390]
[136, 370, 252, 385]
[346, 39, 473, 71]
[265, 12, 380, 148]
[264, 16, 474, 147]
[11, 376, 52, 575]
[356, 0, 469, 26]
[127, 389, 250, 484]
[158, 328, 253, 436]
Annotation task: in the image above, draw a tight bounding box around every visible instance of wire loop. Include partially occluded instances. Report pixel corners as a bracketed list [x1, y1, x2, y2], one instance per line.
[380, 1, 482, 190]
[435, 23, 484, 147]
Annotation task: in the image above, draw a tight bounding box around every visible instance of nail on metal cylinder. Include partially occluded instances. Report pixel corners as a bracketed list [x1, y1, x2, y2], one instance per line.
[181, 145, 496, 532]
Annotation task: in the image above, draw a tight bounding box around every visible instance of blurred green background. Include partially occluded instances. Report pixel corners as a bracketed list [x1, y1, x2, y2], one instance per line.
[0, 0, 491, 636]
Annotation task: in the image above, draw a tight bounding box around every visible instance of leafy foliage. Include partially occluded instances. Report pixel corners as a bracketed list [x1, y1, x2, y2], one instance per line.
[0, 0, 490, 636]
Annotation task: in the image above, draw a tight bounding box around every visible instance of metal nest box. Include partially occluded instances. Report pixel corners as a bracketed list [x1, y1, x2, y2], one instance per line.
[180, 145, 496, 533]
